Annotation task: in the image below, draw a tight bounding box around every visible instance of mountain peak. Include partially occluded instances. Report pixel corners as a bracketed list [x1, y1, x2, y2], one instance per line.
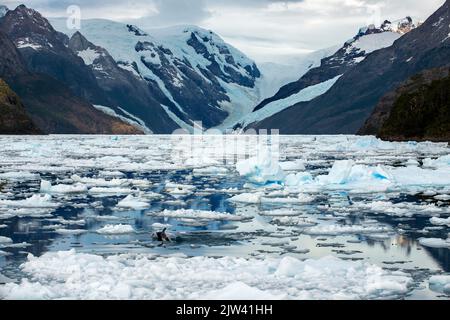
[355, 16, 418, 39]
[69, 31, 92, 51]
[7, 4, 55, 33]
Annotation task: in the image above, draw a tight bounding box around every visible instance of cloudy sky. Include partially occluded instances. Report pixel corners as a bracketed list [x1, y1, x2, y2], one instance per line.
[1, 0, 446, 62]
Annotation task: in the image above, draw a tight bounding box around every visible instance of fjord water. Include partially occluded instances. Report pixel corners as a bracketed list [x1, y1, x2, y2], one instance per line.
[0, 135, 449, 300]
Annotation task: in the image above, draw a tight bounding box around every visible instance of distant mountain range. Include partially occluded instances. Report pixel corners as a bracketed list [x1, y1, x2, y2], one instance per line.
[0, 2, 449, 140]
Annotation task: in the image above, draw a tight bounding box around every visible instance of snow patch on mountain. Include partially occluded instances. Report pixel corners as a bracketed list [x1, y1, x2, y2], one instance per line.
[77, 48, 101, 65]
[93, 105, 153, 134]
[238, 75, 342, 128]
[346, 32, 401, 60]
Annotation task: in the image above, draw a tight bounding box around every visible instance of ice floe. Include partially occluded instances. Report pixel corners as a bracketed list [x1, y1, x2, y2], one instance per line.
[0, 236, 13, 244]
[418, 237, 450, 249]
[0, 250, 412, 300]
[0, 172, 40, 181]
[116, 195, 150, 209]
[40, 180, 88, 194]
[429, 275, 450, 295]
[304, 224, 391, 236]
[97, 224, 135, 235]
[0, 194, 59, 208]
[228, 192, 262, 204]
[430, 217, 450, 227]
[236, 148, 285, 185]
[149, 209, 246, 221]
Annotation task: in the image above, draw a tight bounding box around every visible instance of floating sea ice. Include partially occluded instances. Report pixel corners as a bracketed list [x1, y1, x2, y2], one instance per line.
[54, 229, 86, 235]
[97, 224, 135, 235]
[317, 160, 392, 186]
[235, 148, 285, 185]
[228, 192, 262, 204]
[0, 171, 40, 181]
[40, 180, 87, 194]
[203, 281, 284, 300]
[419, 237, 450, 249]
[184, 156, 220, 167]
[0, 194, 59, 208]
[405, 159, 420, 167]
[423, 155, 450, 169]
[304, 224, 391, 236]
[430, 216, 450, 227]
[434, 194, 450, 201]
[71, 175, 129, 187]
[116, 195, 150, 209]
[260, 194, 315, 204]
[272, 217, 317, 227]
[260, 209, 301, 217]
[88, 187, 135, 195]
[165, 182, 196, 195]
[151, 223, 172, 229]
[0, 236, 13, 244]
[389, 166, 450, 187]
[429, 275, 450, 295]
[150, 209, 246, 221]
[0, 250, 412, 300]
[280, 160, 306, 171]
[98, 171, 125, 178]
[285, 172, 314, 187]
[193, 166, 228, 176]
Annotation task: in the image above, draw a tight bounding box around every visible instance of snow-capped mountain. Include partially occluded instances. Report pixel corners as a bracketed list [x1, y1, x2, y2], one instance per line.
[243, 18, 419, 129]
[0, 5, 179, 133]
[249, 0, 450, 134]
[0, 5, 144, 134]
[51, 19, 262, 130]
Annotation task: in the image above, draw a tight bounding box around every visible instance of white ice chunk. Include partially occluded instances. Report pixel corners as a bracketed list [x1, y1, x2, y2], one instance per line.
[116, 195, 150, 209]
[430, 216, 450, 227]
[228, 193, 262, 204]
[304, 224, 391, 236]
[236, 148, 285, 185]
[97, 224, 135, 235]
[419, 237, 450, 249]
[0, 194, 59, 208]
[0, 250, 411, 300]
[150, 209, 246, 221]
[429, 275, 450, 295]
[40, 180, 87, 194]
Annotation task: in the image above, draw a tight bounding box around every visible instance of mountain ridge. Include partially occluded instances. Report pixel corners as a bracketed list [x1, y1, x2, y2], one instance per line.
[248, 0, 450, 134]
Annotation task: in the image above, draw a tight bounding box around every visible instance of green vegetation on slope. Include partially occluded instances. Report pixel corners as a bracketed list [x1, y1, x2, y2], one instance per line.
[0, 78, 41, 134]
[379, 73, 450, 142]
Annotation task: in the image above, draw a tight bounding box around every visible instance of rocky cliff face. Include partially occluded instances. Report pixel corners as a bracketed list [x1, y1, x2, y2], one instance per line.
[0, 5, 173, 134]
[0, 27, 141, 134]
[0, 5, 109, 105]
[359, 66, 450, 142]
[0, 78, 40, 134]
